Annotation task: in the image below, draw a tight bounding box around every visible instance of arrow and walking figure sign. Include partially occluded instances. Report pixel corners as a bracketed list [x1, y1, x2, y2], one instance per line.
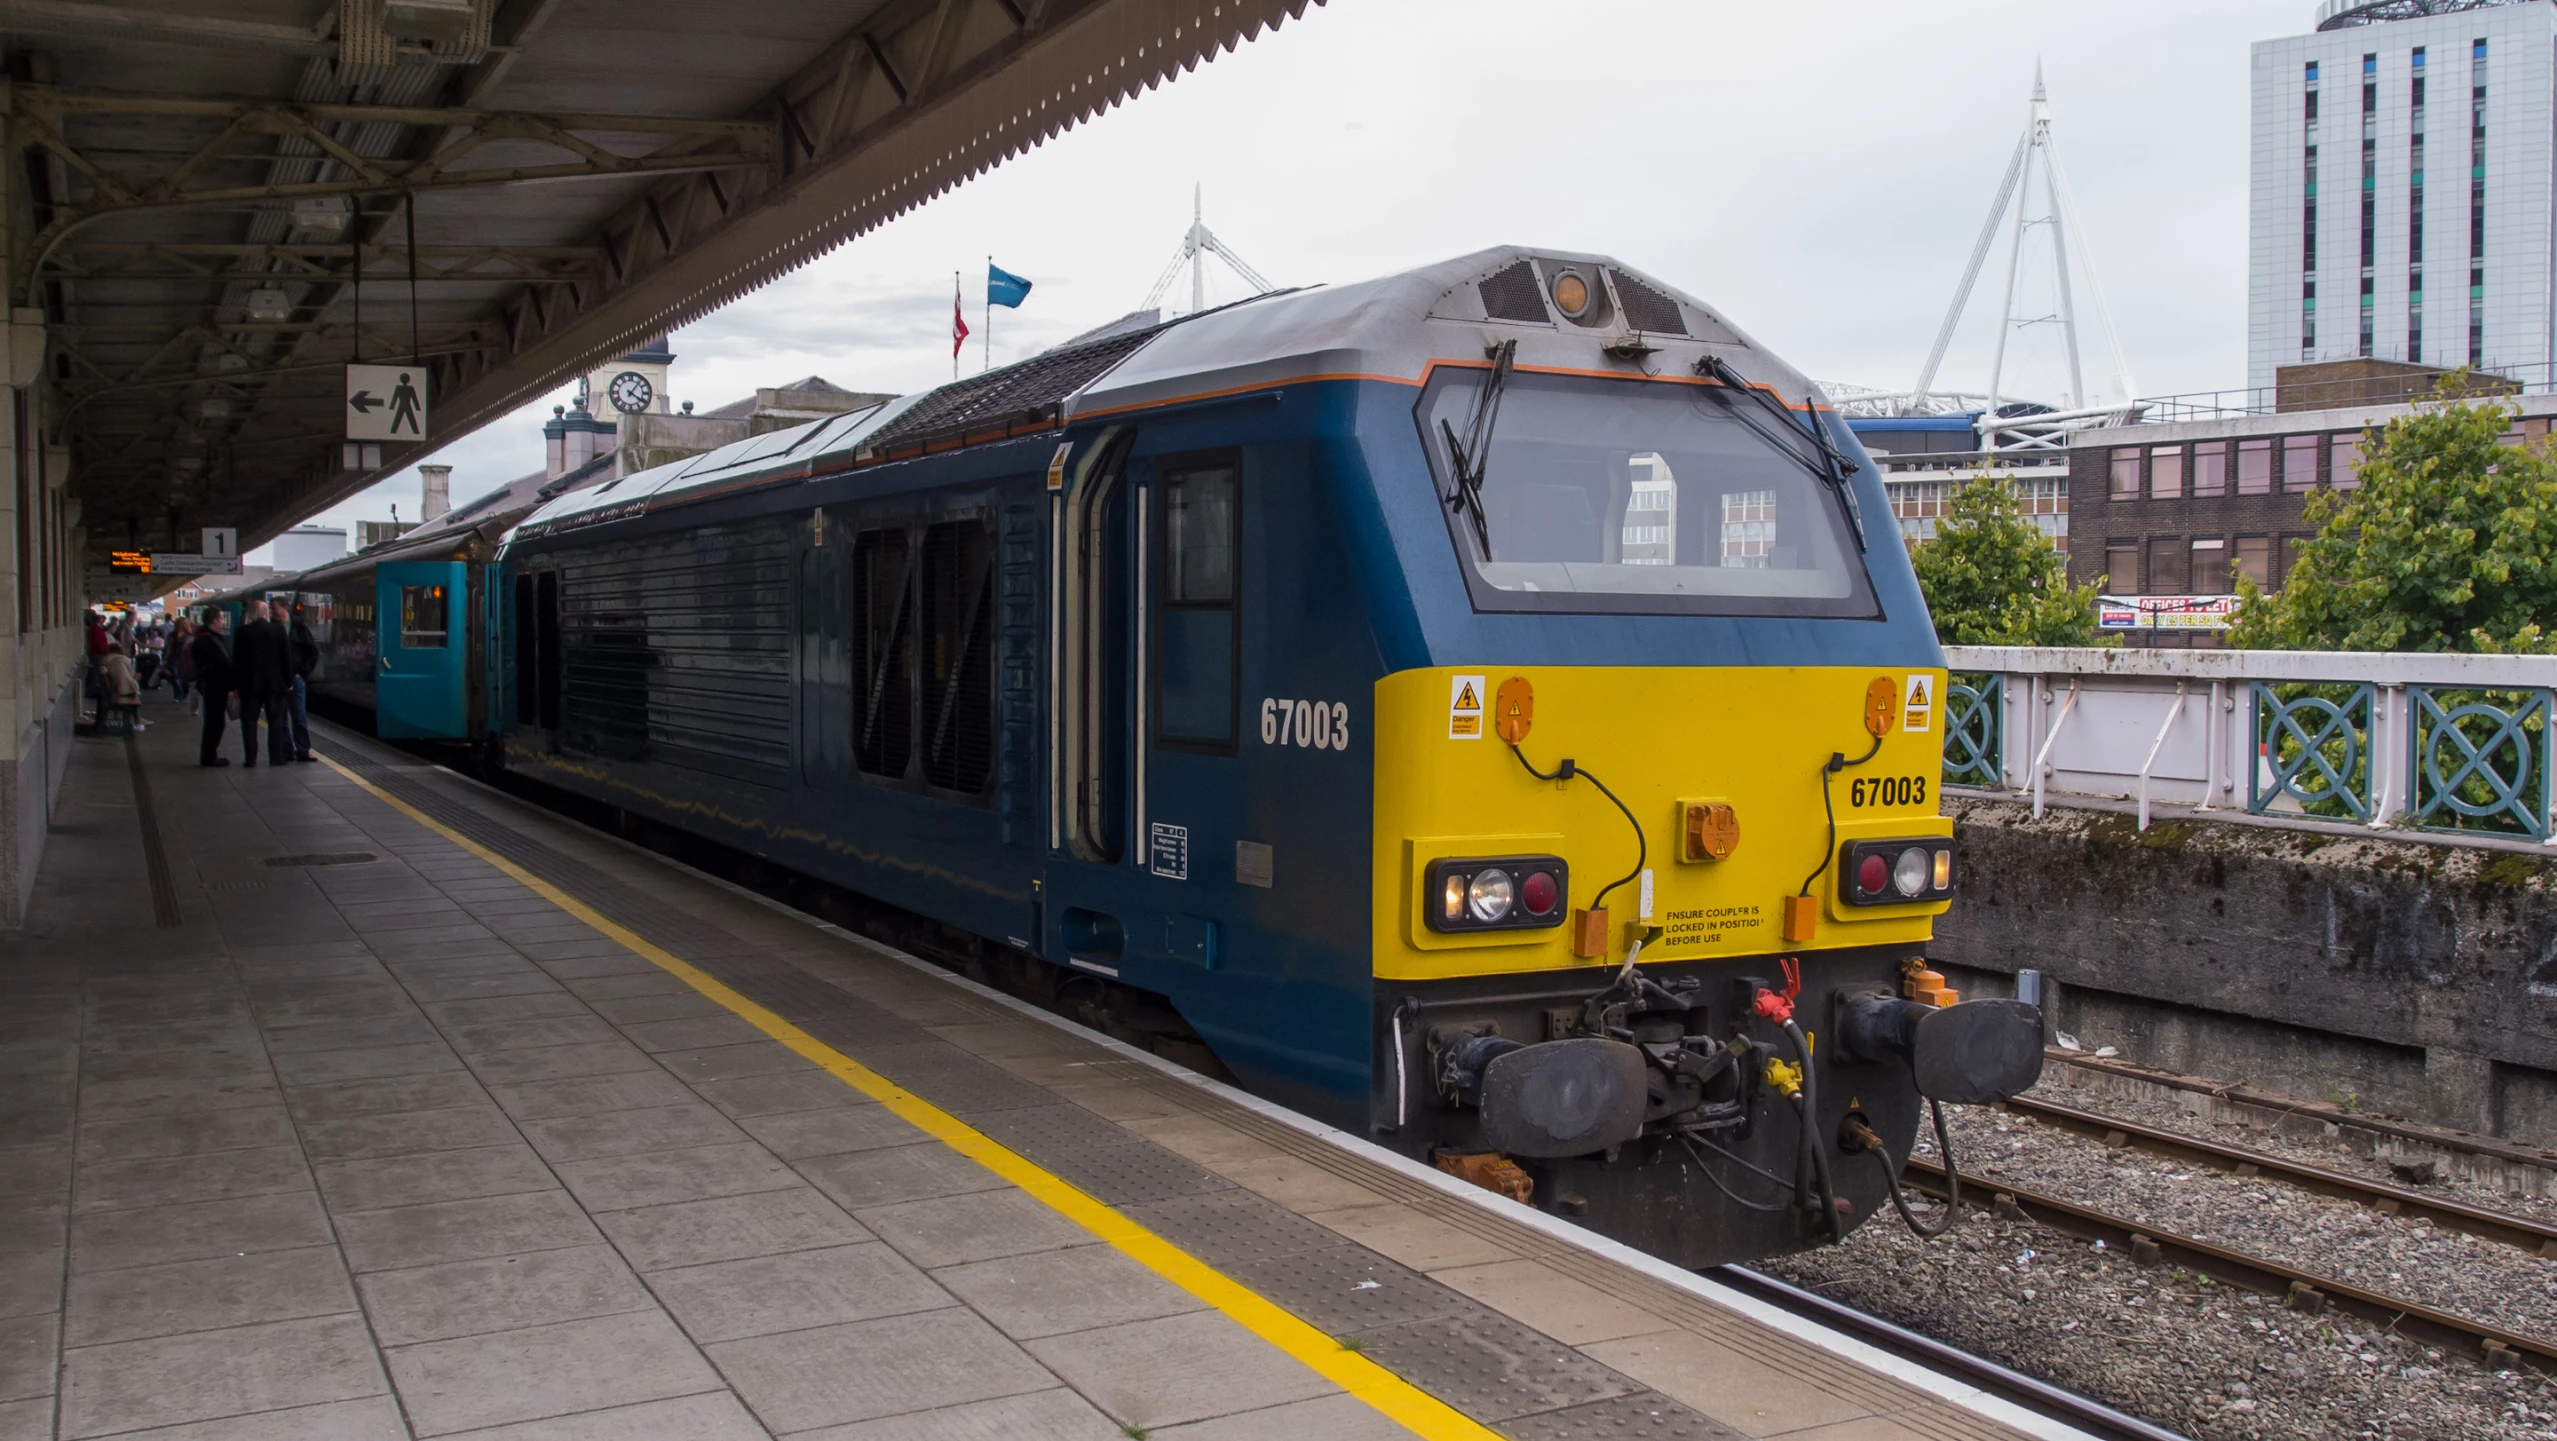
[346, 364, 427, 442]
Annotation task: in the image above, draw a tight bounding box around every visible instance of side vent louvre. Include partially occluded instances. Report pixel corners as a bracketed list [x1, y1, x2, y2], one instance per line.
[1478, 262, 1550, 323]
[1608, 270, 1689, 336]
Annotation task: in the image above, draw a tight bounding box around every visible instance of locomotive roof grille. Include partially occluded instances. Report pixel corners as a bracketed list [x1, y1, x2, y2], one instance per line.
[1607, 269, 1689, 337]
[860, 323, 1169, 460]
[1476, 261, 1551, 324]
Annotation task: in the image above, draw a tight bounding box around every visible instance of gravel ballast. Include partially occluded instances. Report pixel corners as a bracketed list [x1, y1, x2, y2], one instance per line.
[1773, 1098, 2557, 1440]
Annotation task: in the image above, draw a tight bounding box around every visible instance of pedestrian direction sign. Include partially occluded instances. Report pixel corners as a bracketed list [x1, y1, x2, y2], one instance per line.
[346, 363, 427, 443]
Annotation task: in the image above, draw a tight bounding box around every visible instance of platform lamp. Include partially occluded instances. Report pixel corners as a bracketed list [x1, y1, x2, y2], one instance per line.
[246, 287, 292, 324]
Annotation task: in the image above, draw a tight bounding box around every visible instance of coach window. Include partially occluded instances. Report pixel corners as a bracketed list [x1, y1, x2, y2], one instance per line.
[1155, 458, 1240, 751]
[535, 571, 562, 731]
[919, 519, 996, 795]
[400, 586, 448, 647]
[513, 575, 538, 725]
[851, 528, 915, 778]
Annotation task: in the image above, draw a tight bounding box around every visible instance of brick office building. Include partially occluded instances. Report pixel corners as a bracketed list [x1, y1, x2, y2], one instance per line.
[2066, 374, 2557, 646]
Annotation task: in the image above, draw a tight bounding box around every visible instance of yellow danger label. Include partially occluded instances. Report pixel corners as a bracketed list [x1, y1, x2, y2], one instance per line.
[1903, 673, 1934, 733]
[1448, 673, 1486, 740]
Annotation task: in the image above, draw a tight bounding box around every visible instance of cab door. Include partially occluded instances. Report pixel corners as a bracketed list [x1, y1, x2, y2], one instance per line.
[376, 560, 467, 738]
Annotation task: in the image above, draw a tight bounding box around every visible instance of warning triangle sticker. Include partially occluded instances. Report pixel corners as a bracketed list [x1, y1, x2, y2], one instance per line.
[1454, 682, 1480, 710]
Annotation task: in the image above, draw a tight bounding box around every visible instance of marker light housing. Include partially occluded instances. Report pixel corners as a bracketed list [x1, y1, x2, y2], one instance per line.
[1427, 855, 1569, 933]
[1840, 837, 1957, 907]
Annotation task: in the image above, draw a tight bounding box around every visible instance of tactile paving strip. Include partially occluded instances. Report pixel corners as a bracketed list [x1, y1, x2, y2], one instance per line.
[327, 750, 1981, 1441]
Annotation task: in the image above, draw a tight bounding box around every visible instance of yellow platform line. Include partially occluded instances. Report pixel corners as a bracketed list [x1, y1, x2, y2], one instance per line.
[315, 752, 1500, 1441]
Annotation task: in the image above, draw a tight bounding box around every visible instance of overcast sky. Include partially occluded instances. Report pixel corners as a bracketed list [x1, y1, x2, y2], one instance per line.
[263, 0, 2308, 561]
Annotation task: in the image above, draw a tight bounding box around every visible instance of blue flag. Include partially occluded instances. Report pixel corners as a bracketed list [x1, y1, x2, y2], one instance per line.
[987, 262, 1033, 309]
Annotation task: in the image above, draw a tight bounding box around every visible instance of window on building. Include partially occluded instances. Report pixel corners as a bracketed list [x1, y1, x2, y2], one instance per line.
[2235, 536, 2271, 591]
[2109, 448, 2142, 500]
[1718, 489, 1778, 567]
[1156, 459, 1240, 750]
[2282, 434, 2321, 493]
[2105, 543, 2141, 595]
[2361, 52, 2378, 357]
[2189, 537, 2226, 595]
[2331, 433, 2364, 489]
[2473, 37, 2488, 366]
[2147, 537, 2189, 597]
[2192, 441, 2228, 498]
[2502, 422, 2530, 447]
[2237, 439, 2273, 495]
[2279, 534, 2314, 587]
[2148, 445, 2183, 500]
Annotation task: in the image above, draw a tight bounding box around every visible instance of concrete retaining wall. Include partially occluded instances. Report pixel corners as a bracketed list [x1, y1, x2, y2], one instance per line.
[1934, 793, 2557, 1145]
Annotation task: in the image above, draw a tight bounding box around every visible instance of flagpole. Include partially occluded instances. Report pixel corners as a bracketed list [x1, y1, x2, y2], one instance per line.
[983, 255, 992, 373]
[952, 271, 960, 381]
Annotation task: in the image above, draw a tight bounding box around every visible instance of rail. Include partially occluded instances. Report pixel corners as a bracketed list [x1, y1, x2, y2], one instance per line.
[1939, 646, 2557, 844]
[1900, 1157, 2557, 1376]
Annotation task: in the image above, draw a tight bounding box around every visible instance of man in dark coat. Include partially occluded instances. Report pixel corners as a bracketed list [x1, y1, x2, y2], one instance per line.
[190, 610, 234, 767]
[229, 600, 296, 767]
[287, 604, 320, 762]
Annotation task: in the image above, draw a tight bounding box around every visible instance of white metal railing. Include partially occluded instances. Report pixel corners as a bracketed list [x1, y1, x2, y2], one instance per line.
[1939, 646, 2557, 843]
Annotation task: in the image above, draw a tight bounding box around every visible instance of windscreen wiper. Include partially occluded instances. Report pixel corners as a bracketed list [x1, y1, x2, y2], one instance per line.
[1696, 354, 1868, 553]
[1439, 339, 1516, 560]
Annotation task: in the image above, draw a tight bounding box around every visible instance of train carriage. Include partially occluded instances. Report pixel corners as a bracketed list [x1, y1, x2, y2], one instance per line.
[488, 247, 2041, 1267]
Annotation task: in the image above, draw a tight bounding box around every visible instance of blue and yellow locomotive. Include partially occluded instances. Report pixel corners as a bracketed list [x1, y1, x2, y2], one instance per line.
[364, 248, 2045, 1266]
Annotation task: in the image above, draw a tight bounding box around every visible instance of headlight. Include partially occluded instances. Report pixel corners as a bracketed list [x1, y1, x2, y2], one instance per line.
[1424, 856, 1569, 934]
[1839, 838, 1958, 907]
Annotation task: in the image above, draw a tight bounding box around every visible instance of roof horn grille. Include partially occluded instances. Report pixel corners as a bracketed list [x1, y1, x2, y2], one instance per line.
[1607, 270, 1689, 336]
[1477, 262, 1550, 323]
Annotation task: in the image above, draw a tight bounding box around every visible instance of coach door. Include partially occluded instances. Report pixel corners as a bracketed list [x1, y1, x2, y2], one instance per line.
[1060, 433, 1134, 866]
[376, 560, 467, 738]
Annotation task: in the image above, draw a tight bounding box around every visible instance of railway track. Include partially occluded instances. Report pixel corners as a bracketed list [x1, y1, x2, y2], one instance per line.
[1997, 1092, 2557, 1259]
[1900, 1155, 2557, 1376]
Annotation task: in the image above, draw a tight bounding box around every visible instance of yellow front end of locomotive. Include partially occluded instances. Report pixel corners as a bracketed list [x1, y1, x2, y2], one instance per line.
[1370, 665, 1953, 982]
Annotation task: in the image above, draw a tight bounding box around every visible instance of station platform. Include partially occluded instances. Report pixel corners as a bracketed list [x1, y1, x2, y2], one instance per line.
[1, 696, 2077, 1441]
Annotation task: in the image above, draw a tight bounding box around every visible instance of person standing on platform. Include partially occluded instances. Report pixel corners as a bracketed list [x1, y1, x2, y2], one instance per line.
[169, 617, 196, 707]
[83, 610, 108, 724]
[230, 600, 294, 768]
[190, 611, 234, 767]
[287, 604, 319, 762]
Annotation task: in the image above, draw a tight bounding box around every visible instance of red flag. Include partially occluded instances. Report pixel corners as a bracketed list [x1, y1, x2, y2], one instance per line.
[952, 274, 970, 359]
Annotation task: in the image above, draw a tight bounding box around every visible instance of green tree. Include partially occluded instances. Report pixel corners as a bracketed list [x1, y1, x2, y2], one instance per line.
[2227, 397, 2557, 653]
[1910, 472, 2105, 646]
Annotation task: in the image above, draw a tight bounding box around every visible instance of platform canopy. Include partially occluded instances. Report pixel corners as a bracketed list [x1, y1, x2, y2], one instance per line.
[4, 0, 1315, 557]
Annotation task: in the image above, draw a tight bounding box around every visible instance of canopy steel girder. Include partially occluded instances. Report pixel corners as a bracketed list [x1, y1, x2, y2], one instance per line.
[38, 0, 1323, 550]
[9, 85, 776, 281]
[52, 243, 602, 286]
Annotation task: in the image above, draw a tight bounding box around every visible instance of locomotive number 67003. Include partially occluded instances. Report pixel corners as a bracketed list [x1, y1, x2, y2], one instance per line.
[1260, 697, 1349, 751]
